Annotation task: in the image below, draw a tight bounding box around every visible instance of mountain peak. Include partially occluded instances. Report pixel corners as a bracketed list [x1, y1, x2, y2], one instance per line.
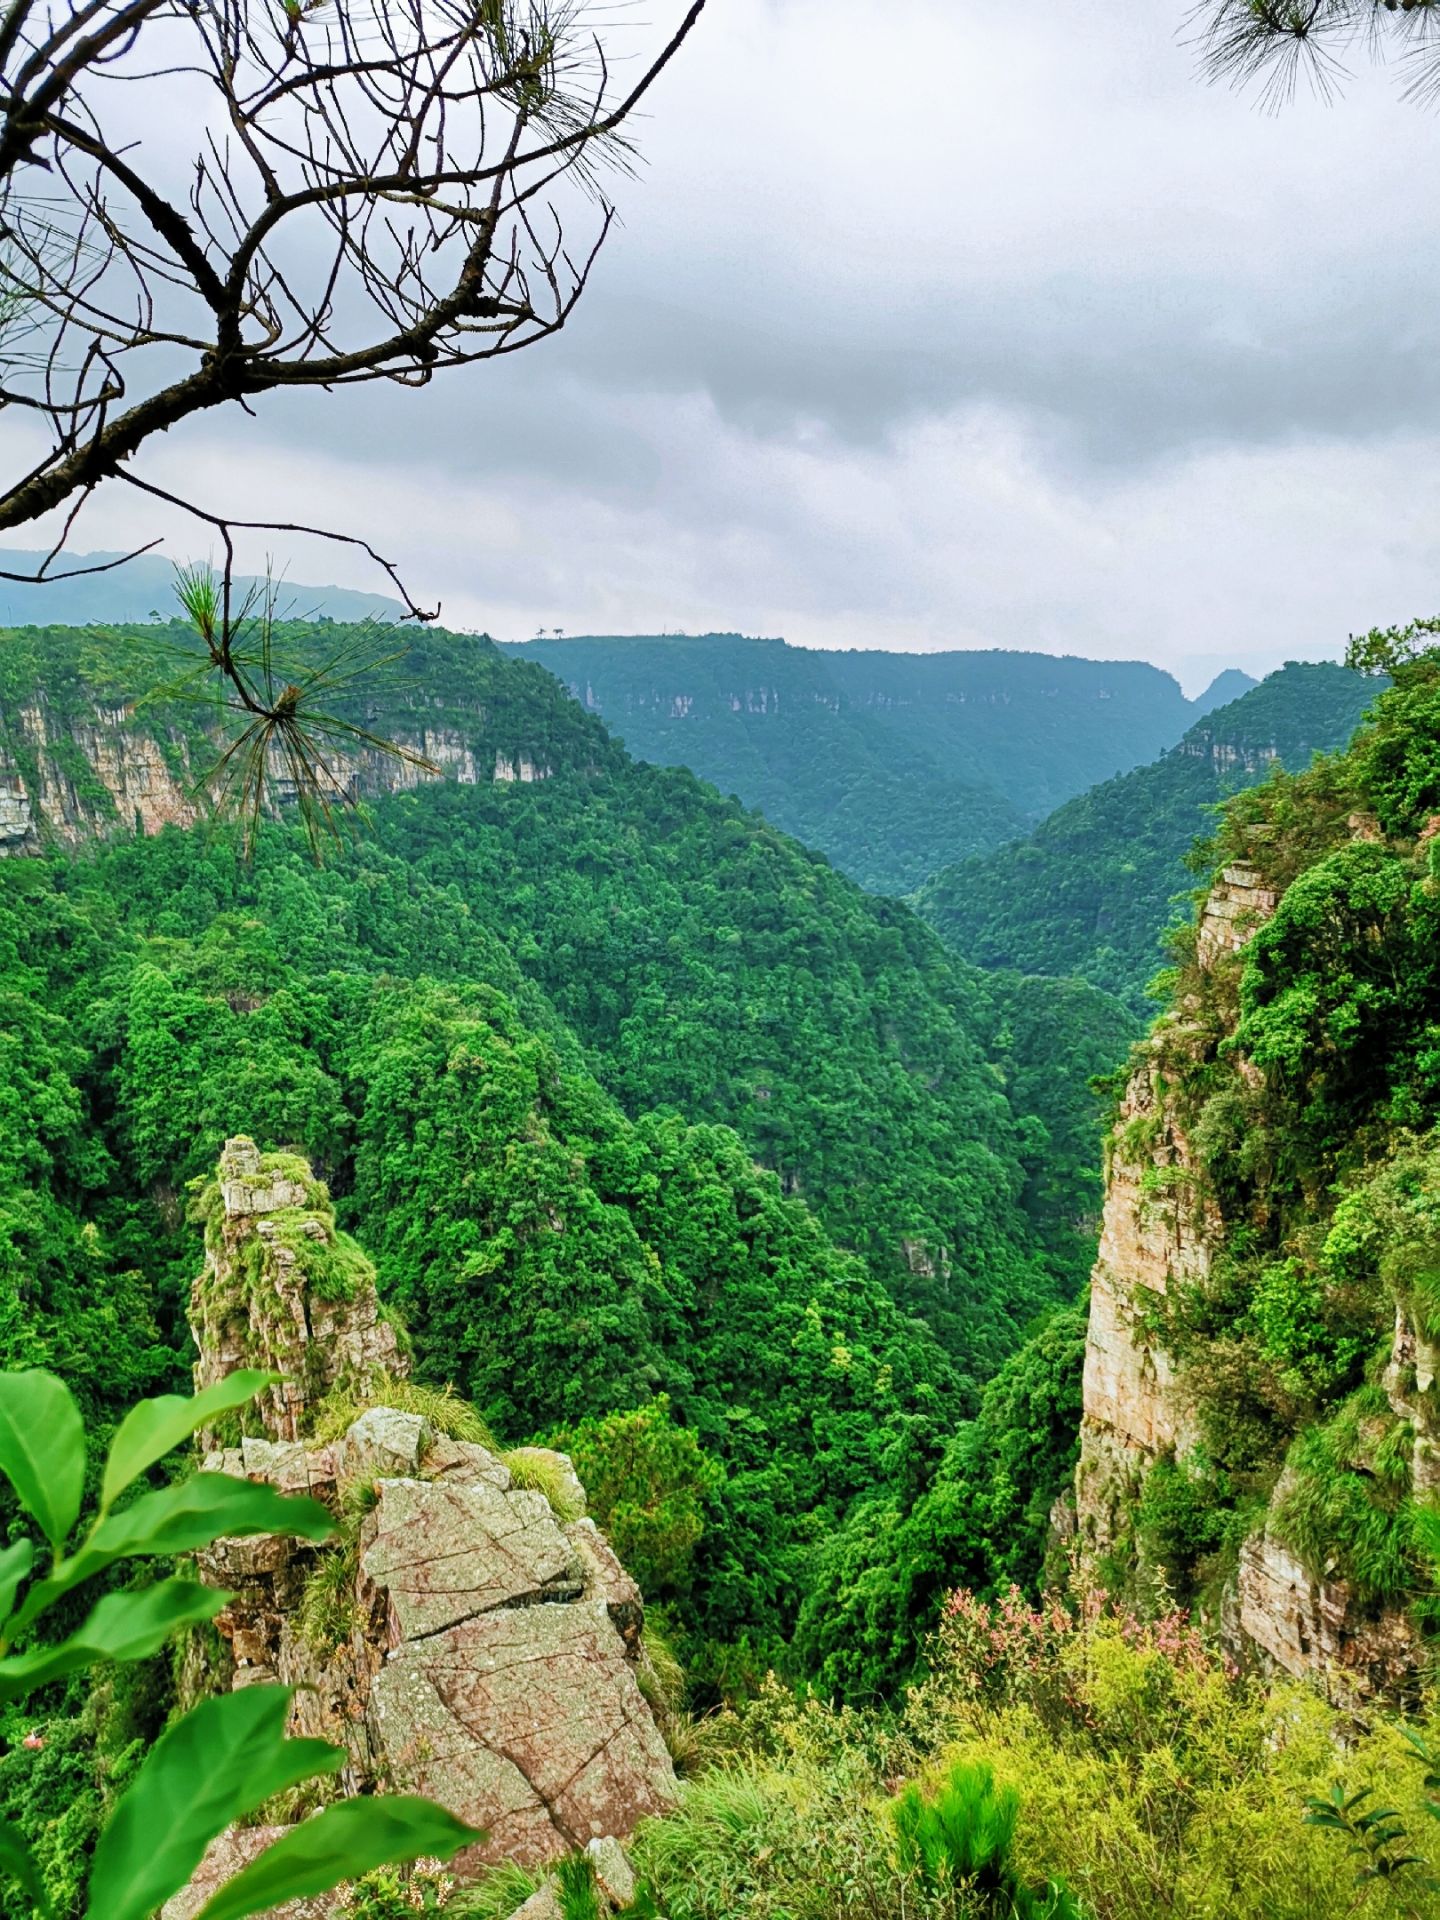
[1191, 667, 1258, 717]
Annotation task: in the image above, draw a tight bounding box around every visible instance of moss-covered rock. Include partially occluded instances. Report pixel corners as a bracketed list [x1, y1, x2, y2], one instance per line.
[189, 1136, 404, 1442]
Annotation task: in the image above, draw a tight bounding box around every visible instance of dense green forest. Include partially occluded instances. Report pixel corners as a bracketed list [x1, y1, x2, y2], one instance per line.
[0, 619, 1131, 1700]
[916, 663, 1378, 1010]
[508, 633, 1231, 895]
[0, 620, 1127, 1368]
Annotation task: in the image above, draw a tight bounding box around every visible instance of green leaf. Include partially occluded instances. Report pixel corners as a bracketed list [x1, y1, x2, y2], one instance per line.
[0, 1812, 51, 1917]
[13, 1476, 333, 1635]
[0, 1538, 34, 1630]
[193, 1797, 479, 1920]
[100, 1371, 278, 1513]
[0, 1580, 227, 1703]
[0, 1372, 84, 1553]
[87, 1686, 344, 1920]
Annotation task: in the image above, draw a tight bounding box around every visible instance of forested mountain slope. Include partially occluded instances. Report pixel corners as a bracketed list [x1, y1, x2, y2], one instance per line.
[916, 663, 1378, 1010]
[506, 633, 1208, 894]
[1069, 644, 1440, 1704]
[0, 619, 1112, 1375]
[0, 836, 977, 1683]
[0, 617, 1138, 1696]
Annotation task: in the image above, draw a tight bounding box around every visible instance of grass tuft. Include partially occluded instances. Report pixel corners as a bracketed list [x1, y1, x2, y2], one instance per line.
[311, 1374, 496, 1449]
[504, 1447, 585, 1522]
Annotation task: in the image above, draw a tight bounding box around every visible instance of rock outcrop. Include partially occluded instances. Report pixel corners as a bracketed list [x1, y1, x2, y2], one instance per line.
[1230, 1491, 1424, 1701]
[1075, 1057, 1212, 1559]
[191, 1138, 404, 1444]
[182, 1140, 676, 1902]
[0, 694, 554, 856]
[1194, 859, 1278, 967]
[1075, 850, 1431, 1706]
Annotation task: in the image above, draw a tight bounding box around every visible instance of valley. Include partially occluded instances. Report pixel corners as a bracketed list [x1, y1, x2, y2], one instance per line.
[507, 632, 1251, 895]
[0, 607, 1434, 1920]
[7, 0, 1440, 1911]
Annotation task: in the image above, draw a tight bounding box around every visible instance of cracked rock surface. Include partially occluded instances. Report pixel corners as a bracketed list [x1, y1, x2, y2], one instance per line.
[374, 1599, 676, 1871]
[361, 1478, 584, 1641]
[183, 1142, 677, 1891]
[197, 1421, 678, 1872]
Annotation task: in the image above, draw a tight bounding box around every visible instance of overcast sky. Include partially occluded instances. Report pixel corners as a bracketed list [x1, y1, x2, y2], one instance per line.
[11, 0, 1440, 691]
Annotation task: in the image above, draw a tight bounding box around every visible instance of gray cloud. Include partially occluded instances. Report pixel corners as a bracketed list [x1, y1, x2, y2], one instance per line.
[10, 0, 1440, 685]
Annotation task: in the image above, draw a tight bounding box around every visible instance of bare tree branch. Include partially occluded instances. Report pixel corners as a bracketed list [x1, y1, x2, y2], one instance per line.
[0, 0, 704, 845]
[0, 0, 707, 531]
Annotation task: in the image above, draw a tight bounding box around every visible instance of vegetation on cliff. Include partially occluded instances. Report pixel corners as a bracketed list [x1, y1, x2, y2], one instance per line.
[1097, 642, 1440, 1630]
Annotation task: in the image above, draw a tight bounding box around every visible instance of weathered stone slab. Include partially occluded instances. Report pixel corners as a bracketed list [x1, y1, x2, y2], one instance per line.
[1236, 1500, 1424, 1706]
[371, 1600, 678, 1869]
[361, 1479, 583, 1640]
[336, 1407, 430, 1482]
[428, 1432, 513, 1488]
[565, 1519, 643, 1651]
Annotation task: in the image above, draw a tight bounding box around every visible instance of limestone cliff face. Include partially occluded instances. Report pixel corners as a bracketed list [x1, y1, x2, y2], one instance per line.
[177, 1140, 676, 1908]
[1076, 855, 1430, 1705]
[1075, 1057, 1212, 1557]
[0, 693, 552, 854]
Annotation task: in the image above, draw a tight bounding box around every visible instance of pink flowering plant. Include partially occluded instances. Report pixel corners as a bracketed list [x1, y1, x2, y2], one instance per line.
[922, 1583, 1239, 1754]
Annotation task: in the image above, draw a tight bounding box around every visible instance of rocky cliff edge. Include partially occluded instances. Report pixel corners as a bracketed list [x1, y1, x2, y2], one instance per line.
[170, 1138, 676, 1914]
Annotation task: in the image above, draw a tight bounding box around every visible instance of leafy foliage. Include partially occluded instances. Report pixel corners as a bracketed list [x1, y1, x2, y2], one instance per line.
[0, 1367, 473, 1917]
[792, 1306, 1088, 1701]
[611, 1586, 1440, 1920]
[891, 1761, 1084, 1920]
[552, 1399, 717, 1600]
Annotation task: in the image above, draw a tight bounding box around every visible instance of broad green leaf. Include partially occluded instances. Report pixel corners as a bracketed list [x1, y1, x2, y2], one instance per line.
[0, 1372, 84, 1553]
[100, 1371, 278, 1513]
[87, 1686, 344, 1920]
[193, 1797, 479, 1920]
[13, 1476, 333, 1634]
[0, 1580, 227, 1703]
[0, 1537, 34, 1630]
[0, 1812, 51, 1917]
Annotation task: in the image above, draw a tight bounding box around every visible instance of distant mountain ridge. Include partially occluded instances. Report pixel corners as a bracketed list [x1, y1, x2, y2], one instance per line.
[0, 549, 408, 627]
[914, 661, 1381, 1010]
[505, 632, 1237, 895]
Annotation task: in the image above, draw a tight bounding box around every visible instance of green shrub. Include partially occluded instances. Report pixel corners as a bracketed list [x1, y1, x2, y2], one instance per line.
[295, 1478, 379, 1654]
[551, 1398, 718, 1600]
[334, 1863, 460, 1916]
[1270, 1387, 1418, 1606]
[891, 1761, 1084, 1918]
[1133, 1455, 1230, 1591]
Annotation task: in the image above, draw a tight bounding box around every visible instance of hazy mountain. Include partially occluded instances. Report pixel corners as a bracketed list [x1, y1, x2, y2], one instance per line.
[506, 633, 1204, 895]
[915, 662, 1380, 1009]
[0, 549, 408, 628]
